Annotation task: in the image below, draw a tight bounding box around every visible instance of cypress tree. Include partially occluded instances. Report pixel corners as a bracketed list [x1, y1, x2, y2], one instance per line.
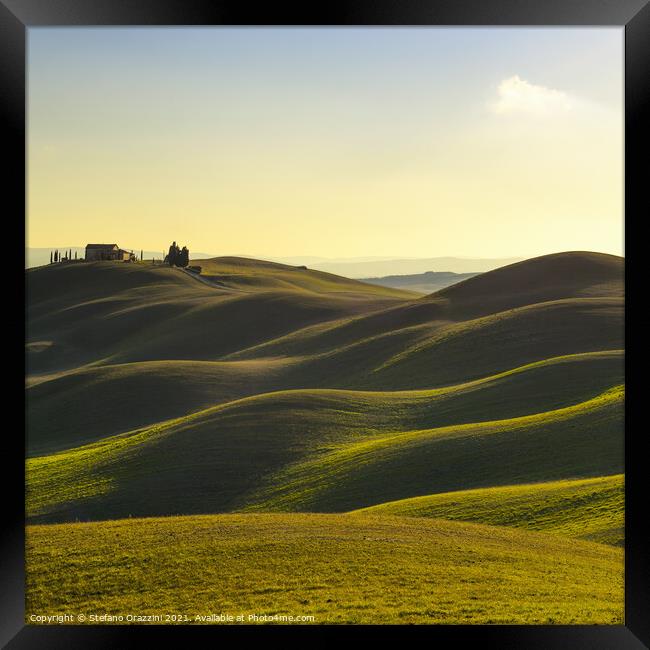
[50, 251, 53, 264]
[168, 242, 177, 267]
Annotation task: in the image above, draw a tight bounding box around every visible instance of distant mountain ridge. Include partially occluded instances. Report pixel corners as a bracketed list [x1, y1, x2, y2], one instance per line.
[360, 271, 480, 294]
[273, 256, 524, 278]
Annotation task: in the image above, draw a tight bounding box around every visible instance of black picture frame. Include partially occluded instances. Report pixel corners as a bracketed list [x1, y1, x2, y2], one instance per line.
[4, 1, 647, 647]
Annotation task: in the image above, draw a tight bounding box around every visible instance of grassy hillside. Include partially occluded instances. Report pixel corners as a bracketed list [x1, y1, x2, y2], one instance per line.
[28, 253, 622, 379]
[26, 357, 298, 454]
[28, 349, 623, 458]
[27, 259, 413, 374]
[428, 251, 623, 319]
[224, 252, 623, 390]
[27, 378, 623, 522]
[230, 252, 623, 365]
[194, 256, 419, 297]
[26, 513, 623, 624]
[25, 251, 625, 624]
[27, 254, 623, 442]
[245, 385, 623, 512]
[365, 298, 623, 388]
[354, 475, 624, 546]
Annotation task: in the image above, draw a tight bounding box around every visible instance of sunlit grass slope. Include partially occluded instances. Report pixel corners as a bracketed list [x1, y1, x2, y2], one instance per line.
[195, 256, 418, 298]
[26, 357, 299, 455]
[245, 385, 623, 512]
[27, 379, 623, 523]
[354, 475, 624, 545]
[27, 349, 622, 455]
[26, 513, 623, 624]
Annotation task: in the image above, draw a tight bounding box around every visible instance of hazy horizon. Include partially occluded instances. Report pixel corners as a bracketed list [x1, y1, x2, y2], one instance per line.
[28, 27, 623, 258]
[27, 246, 625, 276]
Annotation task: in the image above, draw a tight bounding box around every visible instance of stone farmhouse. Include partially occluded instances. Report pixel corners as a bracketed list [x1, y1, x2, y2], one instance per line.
[85, 244, 135, 262]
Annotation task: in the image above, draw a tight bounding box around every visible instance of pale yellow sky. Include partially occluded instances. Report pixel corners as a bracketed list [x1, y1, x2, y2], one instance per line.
[28, 28, 623, 258]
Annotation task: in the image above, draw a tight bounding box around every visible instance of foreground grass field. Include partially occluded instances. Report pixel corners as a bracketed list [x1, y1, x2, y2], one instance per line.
[26, 513, 623, 625]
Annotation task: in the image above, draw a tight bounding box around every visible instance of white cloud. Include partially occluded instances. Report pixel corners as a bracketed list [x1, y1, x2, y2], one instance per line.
[490, 75, 574, 116]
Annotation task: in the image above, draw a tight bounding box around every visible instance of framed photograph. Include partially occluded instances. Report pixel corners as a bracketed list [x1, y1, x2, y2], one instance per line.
[4, 0, 648, 647]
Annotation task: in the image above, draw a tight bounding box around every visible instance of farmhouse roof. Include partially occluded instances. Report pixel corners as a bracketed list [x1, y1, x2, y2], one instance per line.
[86, 243, 119, 249]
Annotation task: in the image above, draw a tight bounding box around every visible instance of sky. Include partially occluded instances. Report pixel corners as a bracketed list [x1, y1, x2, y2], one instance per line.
[27, 27, 624, 259]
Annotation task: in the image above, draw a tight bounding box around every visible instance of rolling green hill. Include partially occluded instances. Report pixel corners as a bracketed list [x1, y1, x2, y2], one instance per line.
[244, 385, 623, 513]
[27, 294, 623, 456]
[194, 256, 421, 297]
[224, 253, 622, 389]
[27, 258, 413, 375]
[354, 475, 624, 545]
[27, 358, 297, 454]
[426, 251, 623, 318]
[27, 378, 623, 522]
[25, 250, 625, 624]
[365, 298, 623, 388]
[26, 513, 623, 624]
[27, 349, 622, 456]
